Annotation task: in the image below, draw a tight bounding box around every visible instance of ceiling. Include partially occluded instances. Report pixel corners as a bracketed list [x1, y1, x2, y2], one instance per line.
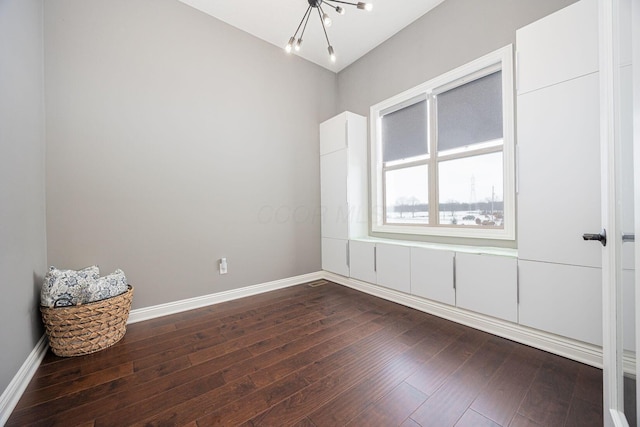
[178, 0, 446, 73]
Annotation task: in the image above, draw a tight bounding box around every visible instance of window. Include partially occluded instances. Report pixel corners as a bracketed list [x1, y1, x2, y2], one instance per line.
[370, 46, 515, 240]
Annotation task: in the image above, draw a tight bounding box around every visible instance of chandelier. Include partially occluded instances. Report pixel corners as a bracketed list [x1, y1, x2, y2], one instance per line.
[285, 0, 373, 63]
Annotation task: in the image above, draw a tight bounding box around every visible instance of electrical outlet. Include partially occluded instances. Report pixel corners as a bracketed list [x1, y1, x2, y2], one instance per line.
[219, 258, 228, 274]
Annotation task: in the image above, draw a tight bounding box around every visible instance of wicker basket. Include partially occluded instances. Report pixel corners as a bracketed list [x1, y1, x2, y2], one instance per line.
[41, 286, 133, 357]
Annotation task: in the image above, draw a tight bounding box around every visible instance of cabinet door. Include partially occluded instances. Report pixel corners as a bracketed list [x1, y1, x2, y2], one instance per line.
[518, 260, 602, 346]
[321, 238, 349, 277]
[320, 113, 347, 155]
[517, 72, 601, 268]
[456, 253, 517, 323]
[516, 0, 598, 95]
[345, 113, 368, 239]
[410, 248, 455, 305]
[320, 149, 348, 240]
[376, 243, 410, 294]
[349, 240, 376, 284]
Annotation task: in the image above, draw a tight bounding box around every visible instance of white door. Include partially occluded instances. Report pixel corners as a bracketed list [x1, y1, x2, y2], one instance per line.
[598, 0, 638, 425]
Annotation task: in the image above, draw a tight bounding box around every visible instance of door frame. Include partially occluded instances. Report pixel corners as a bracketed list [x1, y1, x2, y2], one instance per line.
[599, 0, 625, 424]
[633, 0, 640, 420]
[600, 0, 639, 425]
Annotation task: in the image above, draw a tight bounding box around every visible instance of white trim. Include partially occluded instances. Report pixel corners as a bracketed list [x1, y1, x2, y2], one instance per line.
[609, 410, 631, 427]
[370, 45, 516, 241]
[350, 236, 517, 258]
[0, 334, 48, 426]
[124, 265, 635, 371]
[323, 271, 622, 370]
[599, 0, 627, 425]
[632, 0, 640, 419]
[127, 271, 324, 324]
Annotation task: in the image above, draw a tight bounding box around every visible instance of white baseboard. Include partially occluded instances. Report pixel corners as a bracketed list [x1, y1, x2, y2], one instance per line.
[0, 334, 48, 426]
[127, 271, 325, 324]
[322, 271, 609, 369]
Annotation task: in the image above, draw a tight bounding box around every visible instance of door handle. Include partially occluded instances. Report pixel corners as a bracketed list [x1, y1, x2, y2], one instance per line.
[346, 241, 350, 267]
[583, 229, 607, 247]
[622, 233, 635, 243]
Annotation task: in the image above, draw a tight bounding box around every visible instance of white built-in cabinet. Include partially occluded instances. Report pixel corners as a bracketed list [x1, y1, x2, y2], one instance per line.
[376, 244, 411, 294]
[516, 0, 603, 346]
[516, 72, 601, 268]
[456, 253, 518, 323]
[515, 0, 598, 96]
[349, 238, 517, 320]
[348, 240, 411, 294]
[321, 237, 349, 277]
[320, 149, 348, 241]
[410, 248, 455, 306]
[348, 240, 377, 284]
[318, 0, 612, 353]
[518, 260, 602, 346]
[319, 112, 367, 276]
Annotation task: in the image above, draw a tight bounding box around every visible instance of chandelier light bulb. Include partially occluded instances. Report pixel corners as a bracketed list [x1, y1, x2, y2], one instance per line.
[285, 36, 295, 53]
[284, 2, 372, 60]
[323, 13, 332, 27]
[328, 46, 336, 62]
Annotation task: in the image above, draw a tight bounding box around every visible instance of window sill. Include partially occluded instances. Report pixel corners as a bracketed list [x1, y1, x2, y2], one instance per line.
[371, 223, 516, 242]
[351, 236, 518, 258]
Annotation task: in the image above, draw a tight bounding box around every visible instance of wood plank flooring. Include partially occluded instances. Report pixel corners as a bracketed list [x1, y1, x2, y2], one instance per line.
[7, 281, 603, 426]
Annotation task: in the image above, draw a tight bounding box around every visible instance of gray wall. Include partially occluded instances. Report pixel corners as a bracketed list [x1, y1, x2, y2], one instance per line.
[0, 0, 47, 395]
[44, 0, 337, 309]
[338, 0, 578, 114]
[337, 0, 578, 247]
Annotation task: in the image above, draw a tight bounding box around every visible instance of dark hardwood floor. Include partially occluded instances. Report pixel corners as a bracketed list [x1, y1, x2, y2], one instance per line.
[7, 281, 603, 426]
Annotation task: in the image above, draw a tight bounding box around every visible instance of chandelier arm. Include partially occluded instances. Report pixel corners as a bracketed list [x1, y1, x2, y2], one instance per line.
[292, 5, 312, 38]
[319, 4, 330, 21]
[322, 0, 358, 7]
[316, 6, 332, 47]
[299, 5, 313, 41]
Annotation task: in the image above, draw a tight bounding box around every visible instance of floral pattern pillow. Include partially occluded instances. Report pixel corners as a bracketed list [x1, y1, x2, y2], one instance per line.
[85, 269, 129, 304]
[41, 265, 100, 308]
[40, 266, 130, 308]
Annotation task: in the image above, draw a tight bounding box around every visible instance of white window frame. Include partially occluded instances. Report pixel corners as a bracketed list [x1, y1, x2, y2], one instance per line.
[370, 45, 516, 240]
